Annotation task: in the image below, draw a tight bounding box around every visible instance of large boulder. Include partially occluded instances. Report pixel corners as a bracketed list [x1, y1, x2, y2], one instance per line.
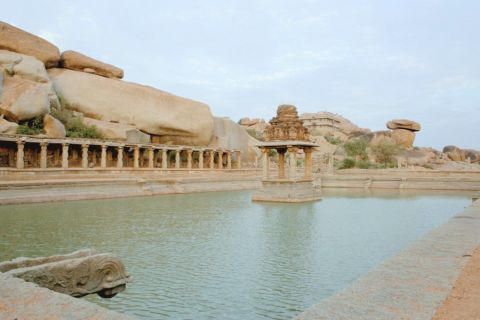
[0, 115, 18, 133]
[209, 117, 260, 162]
[43, 114, 66, 138]
[82, 117, 136, 141]
[48, 68, 214, 146]
[126, 129, 150, 144]
[0, 76, 51, 121]
[464, 149, 480, 163]
[0, 50, 49, 82]
[0, 50, 58, 121]
[390, 129, 415, 148]
[386, 119, 421, 132]
[60, 50, 124, 79]
[0, 21, 60, 68]
[443, 145, 466, 161]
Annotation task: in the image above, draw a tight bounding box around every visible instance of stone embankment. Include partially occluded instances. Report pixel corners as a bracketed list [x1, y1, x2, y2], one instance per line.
[296, 199, 480, 320]
[0, 169, 262, 205]
[318, 169, 480, 191]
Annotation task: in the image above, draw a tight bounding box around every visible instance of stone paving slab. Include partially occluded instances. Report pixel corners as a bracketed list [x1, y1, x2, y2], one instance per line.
[295, 199, 480, 320]
[0, 273, 134, 320]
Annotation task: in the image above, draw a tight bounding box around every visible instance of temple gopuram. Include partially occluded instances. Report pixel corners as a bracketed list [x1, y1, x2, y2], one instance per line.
[252, 104, 321, 203]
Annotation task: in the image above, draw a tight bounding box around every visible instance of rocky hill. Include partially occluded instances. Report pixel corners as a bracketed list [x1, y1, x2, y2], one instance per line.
[0, 21, 256, 161]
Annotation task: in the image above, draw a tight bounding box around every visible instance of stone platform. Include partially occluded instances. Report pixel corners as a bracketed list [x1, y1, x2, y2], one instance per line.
[251, 179, 322, 203]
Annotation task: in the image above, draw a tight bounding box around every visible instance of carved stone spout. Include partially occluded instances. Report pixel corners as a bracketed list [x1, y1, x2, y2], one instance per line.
[2, 250, 131, 298]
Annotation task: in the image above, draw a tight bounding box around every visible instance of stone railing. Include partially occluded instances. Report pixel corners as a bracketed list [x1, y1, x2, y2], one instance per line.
[0, 133, 241, 170]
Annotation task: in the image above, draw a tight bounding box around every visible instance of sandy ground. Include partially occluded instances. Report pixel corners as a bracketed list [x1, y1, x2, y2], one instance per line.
[432, 246, 480, 320]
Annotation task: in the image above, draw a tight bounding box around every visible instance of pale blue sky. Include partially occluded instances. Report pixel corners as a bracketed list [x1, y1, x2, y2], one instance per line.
[3, 1, 479, 149]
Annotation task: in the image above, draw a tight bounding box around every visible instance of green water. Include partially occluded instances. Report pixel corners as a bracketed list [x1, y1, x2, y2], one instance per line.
[0, 190, 470, 319]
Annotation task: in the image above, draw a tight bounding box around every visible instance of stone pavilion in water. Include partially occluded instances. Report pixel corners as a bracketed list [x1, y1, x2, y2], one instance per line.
[252, 104, 321, 203]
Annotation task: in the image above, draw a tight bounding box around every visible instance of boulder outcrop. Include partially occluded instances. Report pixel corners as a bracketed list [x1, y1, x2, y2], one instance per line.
[209, 117, 260, 162]
[390, 129, 415, 149]
[300, 111, 370, 141]
[0, 50, 58, 121]
[43, 114, 66, 138]
[384, 119, 421, 149]
[443, 145, 466, 162]
[386, 119, 421, 132]
[82, 117, 137, 141]
[48, 68, 214, 146]
[60, 50, 124, 79]
[0, 21, 60, 68]
[0, 114, 17, 133]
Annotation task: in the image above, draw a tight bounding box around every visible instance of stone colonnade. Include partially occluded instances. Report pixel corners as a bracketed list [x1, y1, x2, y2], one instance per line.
[1, 135, 241, 170]
[260, 146, 313, 181]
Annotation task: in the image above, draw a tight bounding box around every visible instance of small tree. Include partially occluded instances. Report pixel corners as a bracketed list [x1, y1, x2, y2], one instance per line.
[371, 140, 401, 167]
[343, 138, 368, 161]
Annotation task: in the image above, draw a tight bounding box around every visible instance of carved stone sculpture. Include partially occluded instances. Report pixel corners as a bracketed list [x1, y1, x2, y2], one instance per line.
[263, 105, 310, 141]
[3, 250, 131, 298]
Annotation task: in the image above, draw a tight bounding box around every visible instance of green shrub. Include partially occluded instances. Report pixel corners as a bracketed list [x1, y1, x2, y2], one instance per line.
[356, 159, 372, 169]
[51, 109, 103, 139]
[344, 138, 369, 161]
[325, 135, 342, 145]
[16, 116, 44, 135]
[371, 140, 401, 166]
[339, 158, 355, 169]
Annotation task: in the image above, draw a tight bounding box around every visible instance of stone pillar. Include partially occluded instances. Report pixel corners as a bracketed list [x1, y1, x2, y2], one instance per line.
[236, 151, 242, 169]
[16, 140, 25, 169]
[304, 147, 313, 179]
[217, 150, 223, 169]
[226, 151, 232, 169]
[162, 149, 168, 169]
[186, 149, 193, 169]
[278, 149, 286, 179]
[40, 142, 48, 169]
[209, 150, 215, 169]
[175, 149, 181, 169]
[117, 145, 124, 168]
[133, 145, 140, 168]
[101, 144, 107, 168]
[288, 147, 297, 180]
[62, 143, 69, 169]
[148, 147, 154, 168]
[198, 150, 204, 169]
[262, 148, 270, 180]
[81, 144, 89, 169]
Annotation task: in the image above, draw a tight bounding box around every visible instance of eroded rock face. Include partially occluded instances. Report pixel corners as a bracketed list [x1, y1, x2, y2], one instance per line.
[0, 50, 58, 121]
[209, 117, 260, 162]
[239, 117, 264, 126]
[48, 68, 214, 146]
[443, 145, 466, 161]
[43, 114, 66, 138]
[390, 129, 415, 149]
[0, 21, 60, 68]
[0, 115, 18, 133]
[1, 76, 51, 121]
[83, 117, 136, 141]
[386, 119, 421, 132]
[300, 111, 370, 140]
[61, 50, 124, 79]
[126, 129, 150, 144]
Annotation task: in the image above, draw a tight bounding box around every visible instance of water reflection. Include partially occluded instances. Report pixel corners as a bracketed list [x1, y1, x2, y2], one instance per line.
[0, 191, 470, 319]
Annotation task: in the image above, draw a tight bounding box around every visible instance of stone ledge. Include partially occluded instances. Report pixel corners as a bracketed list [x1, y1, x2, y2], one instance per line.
[0, 273, 134, 319]
[295, 199, 480, 320]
